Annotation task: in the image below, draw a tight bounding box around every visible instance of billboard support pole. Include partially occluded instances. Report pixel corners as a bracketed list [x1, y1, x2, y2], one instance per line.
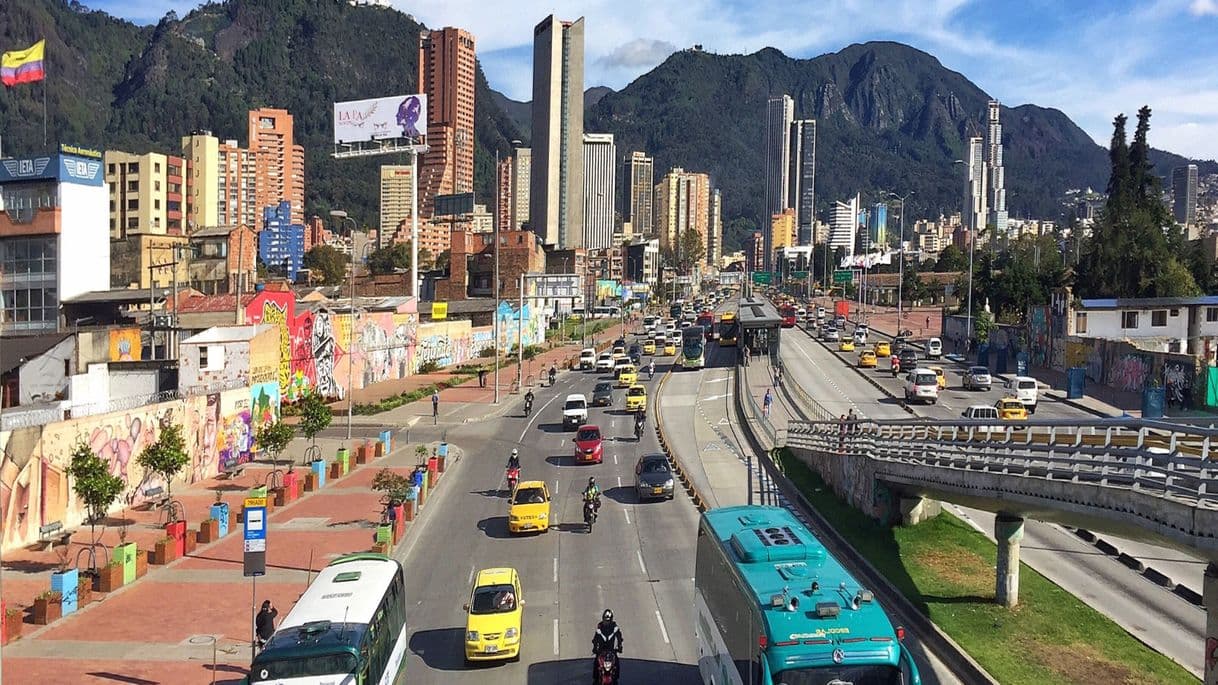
[517, 273, 524, 392]
[411, 149, 419, 300]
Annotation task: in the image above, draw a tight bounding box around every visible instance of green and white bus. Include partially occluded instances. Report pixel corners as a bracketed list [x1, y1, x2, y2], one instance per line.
[682, 326, 706, 369]
[248, 553, 407, 685]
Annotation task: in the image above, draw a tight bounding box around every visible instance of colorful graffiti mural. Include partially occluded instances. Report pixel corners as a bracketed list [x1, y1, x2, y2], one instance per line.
[1107, 352, 1152, 392]
[1028, 306, 1049, 368]
[1163, 358, 1195, 408]
[108, 328, 142, 362]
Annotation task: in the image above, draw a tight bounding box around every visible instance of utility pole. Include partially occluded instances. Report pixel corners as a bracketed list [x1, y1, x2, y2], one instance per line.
[493, 149, 501, 404]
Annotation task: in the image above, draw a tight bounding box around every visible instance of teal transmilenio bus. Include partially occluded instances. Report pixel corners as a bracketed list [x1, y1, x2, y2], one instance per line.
[695, 506, 921, 685]
[682, 326, 706, 369]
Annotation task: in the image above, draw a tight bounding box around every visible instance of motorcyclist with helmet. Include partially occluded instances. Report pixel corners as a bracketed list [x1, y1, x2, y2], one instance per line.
[592, 609, 624, 683]
[524, 388, 535, 416]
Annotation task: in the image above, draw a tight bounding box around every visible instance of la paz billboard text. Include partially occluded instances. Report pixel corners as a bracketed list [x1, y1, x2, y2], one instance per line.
[333, 94, 428, 144]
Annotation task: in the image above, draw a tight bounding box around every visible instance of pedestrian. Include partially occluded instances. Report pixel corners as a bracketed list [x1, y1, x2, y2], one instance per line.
[255, 600, 278, 650]
[847, 408, 858, 434]
[431, 389, 439, 423]
[926, 315, 931, 330]
[762, 388, 773, 418]
[478, 367, 487, 388]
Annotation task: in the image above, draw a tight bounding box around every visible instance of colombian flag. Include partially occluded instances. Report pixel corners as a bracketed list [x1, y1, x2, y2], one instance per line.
[1, 40, 46, 87]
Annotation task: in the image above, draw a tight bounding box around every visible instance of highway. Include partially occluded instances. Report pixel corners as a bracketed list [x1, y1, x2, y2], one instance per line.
[777, 319, 1206, 676]
[403, 352, 699, 683]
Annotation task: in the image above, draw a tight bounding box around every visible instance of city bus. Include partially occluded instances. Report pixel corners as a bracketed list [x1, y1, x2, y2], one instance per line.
[249, 553, 407, 685]
[718, 311, 739, 347]
[779, 304, 797, 328]
[681, 326, 706, 369]
[697, 311, 716, 341]
[695, 506, 921, 685]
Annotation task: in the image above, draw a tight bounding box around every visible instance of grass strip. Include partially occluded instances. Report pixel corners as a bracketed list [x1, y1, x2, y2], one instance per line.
[773, 448, 1196, 685]
[349, 374, 475, 415]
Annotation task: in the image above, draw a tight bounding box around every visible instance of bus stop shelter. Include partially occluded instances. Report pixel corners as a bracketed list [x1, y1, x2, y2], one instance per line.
[736, 297, 782, 364]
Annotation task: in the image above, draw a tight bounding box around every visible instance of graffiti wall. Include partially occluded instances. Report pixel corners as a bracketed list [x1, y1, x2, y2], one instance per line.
[1028, 306, 1049, 368]
[1107, 352, 1152, 392]
[1059, 335, 1203, 406]
[0, 387, 249, 552]
[108, 328, 142, 362]
[1162, 358, 1196, 408]
[415, 320, 473, 372]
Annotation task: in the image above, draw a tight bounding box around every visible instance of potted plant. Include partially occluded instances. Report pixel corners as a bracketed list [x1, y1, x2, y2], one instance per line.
[136, 424, 190, 511]
[297, 392, 331, 466]
[67, 440, 124, 575]
[184, 528, 198, 554]
[76, 573, 93, 607]
[3, 607, 22, 644]
[31, 591, 62, 625]
[151, 536, 177, 565]
[97, 557, 123, 592]
[198, 516, 220, 544]
[256, 419, 296, 469]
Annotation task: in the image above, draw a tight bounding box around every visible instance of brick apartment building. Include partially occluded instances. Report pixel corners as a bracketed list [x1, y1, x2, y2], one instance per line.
[434, 229, 546, 302]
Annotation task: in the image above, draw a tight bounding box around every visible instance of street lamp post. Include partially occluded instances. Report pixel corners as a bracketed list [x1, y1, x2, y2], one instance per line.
[329, 210, 358, 447]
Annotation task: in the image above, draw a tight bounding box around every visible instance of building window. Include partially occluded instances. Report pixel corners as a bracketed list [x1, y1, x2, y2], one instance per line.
[154, 162, 161, 173]
[155, 180, 161, 192]
[1075, 313, 1088, 334]
[127, 181, 138, 192]
[1120, 311, 1138, 329]
[1151, 310, 1167, 327]
[1207, 307, 1218, 323]
[154, 199, 161, 210]
[127, 199, 138, 210]
[129, 163, 139, 173]
[198, 346, 208, 368]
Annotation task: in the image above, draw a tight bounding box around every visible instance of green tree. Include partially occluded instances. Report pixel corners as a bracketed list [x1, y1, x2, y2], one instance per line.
[433, 249, 451, 273]
[68, 440, 125, 563]
[974, 310, 995, 344]
[136, 424, 189, 500]
[900, 258, 928, 304]
[256, 420, 296, 466]
[297, 391, 333, 444]
[304, 245, 348, 285]
[367, 242, 432, 276]
[934, 244, 967, 272]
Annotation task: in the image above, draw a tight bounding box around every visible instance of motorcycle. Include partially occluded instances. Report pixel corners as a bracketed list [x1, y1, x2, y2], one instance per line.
[634, 416, 645, 441]
[549, 368, 558, 386]
[594, 648, 620, 684]
[506, 466, 520, 492]
[891, 357, 901, 378]
[583, 498, 599, 533]
[524, 397, 533, 417]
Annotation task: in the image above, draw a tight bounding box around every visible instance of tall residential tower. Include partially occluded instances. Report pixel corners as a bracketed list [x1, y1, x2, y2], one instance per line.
[788, 119, 816, 246]
[985, 100, 1007, 236]
[418, 27, 477, 220]
[248, 108, 305, 225]
[964, 136, 987, 234]
[1173, 164, 1199, 225]
[625, 151, 654, 239]
[530, 15, 585, 248]
[764, 95, 794, 268]
[582, 133, 616, 250]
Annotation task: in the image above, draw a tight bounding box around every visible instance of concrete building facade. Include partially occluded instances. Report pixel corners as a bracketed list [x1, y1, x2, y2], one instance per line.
[379, 165, 415, 248]
[104, 150, 185, 239]
[764, 94, 794, 268]
[530, 15, 585, 248]
[418, 27, 477, 219]
[788, 119, 816, 246]
[625, 151, 654, 239]
[1174, 164, 1199, 225]
[708, 188, 722, 268]
[986, 100, 1008, 237]
[830, 195, 859, 257]
[964, 136, 987, 233]
[510, 146, 531, 230]
[582, 133, 615, 251]
[260, 201, 305, 282]
[248, 108, 305, 225]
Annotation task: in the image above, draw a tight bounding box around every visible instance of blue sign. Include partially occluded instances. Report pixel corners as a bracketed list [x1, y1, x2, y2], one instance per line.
[242, 497, 267, 577]
[0, 154, 104, 186]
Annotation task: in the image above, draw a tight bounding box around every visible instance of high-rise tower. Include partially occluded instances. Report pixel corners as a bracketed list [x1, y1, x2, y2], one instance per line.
[248, 108, 305, 225]
[1173, 164, 1199, 225]
[625, 151, 654, 239]
[418, 27, 477, 220]
[530, 15, 585, 248]
[985, 100, 1007, 236]
[788, 119, 816, 247]
[764, 95, 794, 268]
[582, 133, 616, 250]
[965, 136, 988, 234]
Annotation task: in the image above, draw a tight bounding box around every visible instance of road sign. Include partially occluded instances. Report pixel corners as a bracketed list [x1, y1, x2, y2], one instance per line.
[791, 270, 809, 280]
[833, 270, 853, 284]
[242, 497, 267, 577]
[752, 272, 773, 285]
[531, 274, 581, 299]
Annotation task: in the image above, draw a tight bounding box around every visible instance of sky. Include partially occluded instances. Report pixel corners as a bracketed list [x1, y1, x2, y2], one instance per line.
[89, 0, 1218, 160]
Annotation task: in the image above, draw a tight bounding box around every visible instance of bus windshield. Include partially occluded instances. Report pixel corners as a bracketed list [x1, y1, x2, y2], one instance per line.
[251, 651, 360, 681]
[774, 664, 902, 685]
[682, 328, 704, 352]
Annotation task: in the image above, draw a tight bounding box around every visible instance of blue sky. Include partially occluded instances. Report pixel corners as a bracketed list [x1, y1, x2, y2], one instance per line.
[89, 0, 1218, 160]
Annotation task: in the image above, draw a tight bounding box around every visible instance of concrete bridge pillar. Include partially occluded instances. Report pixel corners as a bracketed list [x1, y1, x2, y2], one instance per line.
[899, 496, 941, 525]
[994, 514, 1025, 608]
[1204, 563, 1218, 685]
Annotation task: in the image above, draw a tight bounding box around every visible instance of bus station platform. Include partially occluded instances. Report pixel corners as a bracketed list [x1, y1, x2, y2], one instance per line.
[736, 297, 783, 364]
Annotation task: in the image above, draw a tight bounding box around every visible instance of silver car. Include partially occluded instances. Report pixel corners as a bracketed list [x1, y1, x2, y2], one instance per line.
[962, 366, 992, 391]
[824, 327, 840, 342]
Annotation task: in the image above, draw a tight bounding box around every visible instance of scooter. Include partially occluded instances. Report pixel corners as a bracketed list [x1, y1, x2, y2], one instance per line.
[583, 498, 599, 533]
[891, 357, 901, 378]
[506, 466, 520, 492]
[594, 648, 621, 684]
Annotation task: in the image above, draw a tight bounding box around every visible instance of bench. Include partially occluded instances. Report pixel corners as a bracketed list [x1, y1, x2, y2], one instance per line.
[219, 460, 246, 480]
[37, 521, 71, 551]
[142, 485, 169, 510]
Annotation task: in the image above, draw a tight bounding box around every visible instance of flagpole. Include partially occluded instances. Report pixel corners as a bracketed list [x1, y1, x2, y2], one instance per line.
[42, 60, 47, 147]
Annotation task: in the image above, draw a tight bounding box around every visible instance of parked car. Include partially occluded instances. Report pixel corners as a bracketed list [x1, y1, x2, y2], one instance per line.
[962, 366, 992, 391]
[904, 368, 940, 405]
[634, 453, 675, 500]
[591, 381, 614, 407]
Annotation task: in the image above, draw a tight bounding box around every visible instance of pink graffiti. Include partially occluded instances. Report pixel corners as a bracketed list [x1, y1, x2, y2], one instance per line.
[1109, 354, 1150, 392]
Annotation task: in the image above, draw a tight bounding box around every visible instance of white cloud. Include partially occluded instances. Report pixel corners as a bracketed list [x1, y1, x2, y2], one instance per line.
[1190, 0, 1218, 16]
[599, 39, 678, 68]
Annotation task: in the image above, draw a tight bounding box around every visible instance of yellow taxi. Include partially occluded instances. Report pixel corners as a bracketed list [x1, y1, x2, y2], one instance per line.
[858, 350, 877, 368]
[839, 339, 855, 352]
[464, 567, 524, 663]
[929, 366, 947, 390]
[616, 364, 638, 388]
[874, 341, 891, 357]
[995, 397, 1028, 421]
[663, 339, 677, 355]
[642, 339, 656, 355]
[508, 481, 550, 534]
[625, 384, 648, 412]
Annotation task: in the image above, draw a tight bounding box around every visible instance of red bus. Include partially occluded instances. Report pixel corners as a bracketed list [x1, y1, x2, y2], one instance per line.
[697, 312, 715, 340]
[779, 304, 797, 328]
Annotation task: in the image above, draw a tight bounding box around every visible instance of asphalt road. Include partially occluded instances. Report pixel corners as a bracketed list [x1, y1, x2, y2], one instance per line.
[402, 350, 700, 683]
[778, 322, 1206, 676]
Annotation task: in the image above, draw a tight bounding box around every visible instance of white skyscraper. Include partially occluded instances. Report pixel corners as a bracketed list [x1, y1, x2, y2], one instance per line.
[531, 15, 585, 248]
[965, 136, 988, 234]
[986, 100, 1008, 237]
[830, 195, 859, 257]
[764, 95, 794, 268]
[788, 119, 817, 246]
[582, 133, 616, 250]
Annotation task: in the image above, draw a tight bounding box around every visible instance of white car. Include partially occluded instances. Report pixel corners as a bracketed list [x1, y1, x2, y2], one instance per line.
[1005, 376, 1039, 414]
[904, 368, 940, 405]
[579, 348, 597, 370]
[926, 337, 943, 359]
[595, 352, 615, 372]
[824, 328, 840, 342]
[796, 307, 807, 318]
[561, 394, 588, 430]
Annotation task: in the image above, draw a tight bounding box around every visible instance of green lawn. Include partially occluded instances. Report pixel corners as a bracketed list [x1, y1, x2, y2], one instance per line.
[774, 449, 1197, 685]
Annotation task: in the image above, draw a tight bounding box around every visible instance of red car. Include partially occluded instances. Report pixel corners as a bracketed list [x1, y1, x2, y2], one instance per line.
[574, 425, 604, 464]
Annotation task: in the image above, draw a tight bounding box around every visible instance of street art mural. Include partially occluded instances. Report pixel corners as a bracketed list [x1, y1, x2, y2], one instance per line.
[108, 328, 142, 362]
[1108, 352, 1152, 392]
[1163, 358, 1195, 408]
[1065, 341, 1092, 373]
[250, 381, 280, 428]
[415, 320, 472, 371]
[248, 294, 293, 399]
[218, 391, 253, 470]
[309, 311, 341, 399]
[1028, 306, 1049, 368]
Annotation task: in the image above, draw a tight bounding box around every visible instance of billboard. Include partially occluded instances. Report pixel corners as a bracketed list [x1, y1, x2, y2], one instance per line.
[434, 192, 475, 217]
[333, 94, 427, 144]
[532, 274, 581, 299]
[596, 280, 621, 299]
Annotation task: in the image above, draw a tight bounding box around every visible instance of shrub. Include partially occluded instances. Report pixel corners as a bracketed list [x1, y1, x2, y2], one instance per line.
[418, 360, 440, 374]
[478, 347, 497, 358]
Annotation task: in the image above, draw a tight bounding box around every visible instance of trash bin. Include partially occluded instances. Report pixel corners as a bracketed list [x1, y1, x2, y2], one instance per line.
[1142, 387, 1165, 419]
[1066, 368, 1086, 399]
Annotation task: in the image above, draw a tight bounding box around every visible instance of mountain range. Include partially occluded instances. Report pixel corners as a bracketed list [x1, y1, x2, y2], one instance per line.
[1, 1, 1212, 254]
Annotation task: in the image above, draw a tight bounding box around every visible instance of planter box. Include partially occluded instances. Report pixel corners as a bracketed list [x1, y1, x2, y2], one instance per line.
[135, 551, 148, 578]
[328, 462, 341, 479]
[3, 610, 21, 645]
[371, 542, 388, 555]
[403, 499, 415, 522]
[273, 487, 287, 507]
[198, 519, 220, 544]
[304, 472, 319, 492]
[97, 564, 123, 593]
[184, 532, 197, 554]
[31, 599, 61, 625]
[151, 540, 177, 565]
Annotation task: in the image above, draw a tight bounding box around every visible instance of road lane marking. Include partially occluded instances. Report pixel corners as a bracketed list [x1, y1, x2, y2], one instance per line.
[655, 610, 671, 644]
[613, 453, 618, 465]
[637, 550, 648, 576]
[468, 565, 475, 584]
[553, 557, 558, 583]
[553, 618, 560, 655]
[616, 476, 622, 488]
[518, 392, 562, 442]
[623, 507, 631, 525]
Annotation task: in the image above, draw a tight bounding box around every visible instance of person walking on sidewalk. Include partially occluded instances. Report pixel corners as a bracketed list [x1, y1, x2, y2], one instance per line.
[762, 388, 773, 418]
[431, 389, 440, 423]
[478, 367, 488, 388]
[256, 600, 278, 650]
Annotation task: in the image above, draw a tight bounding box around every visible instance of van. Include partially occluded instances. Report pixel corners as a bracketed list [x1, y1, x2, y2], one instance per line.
[1005, 376, 1039, 414]
[904, 368, 940, 405]
[926, 337, 943, 359]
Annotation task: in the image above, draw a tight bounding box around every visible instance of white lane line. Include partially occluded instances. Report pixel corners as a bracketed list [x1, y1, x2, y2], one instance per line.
[467, 565, 475, 584]
[518, 392, 562, 442]
[613, 454, 618, 465]
[553, 557, 558, 583]
[554, 479, 559, 497]
[637, 550, 648, 576]
[655, 610, 671, 644]
[616, 476, 622, 488]
[553, 618, 560, 655]
[623, 507, 631, 525]
[559, 439, 565, 446]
